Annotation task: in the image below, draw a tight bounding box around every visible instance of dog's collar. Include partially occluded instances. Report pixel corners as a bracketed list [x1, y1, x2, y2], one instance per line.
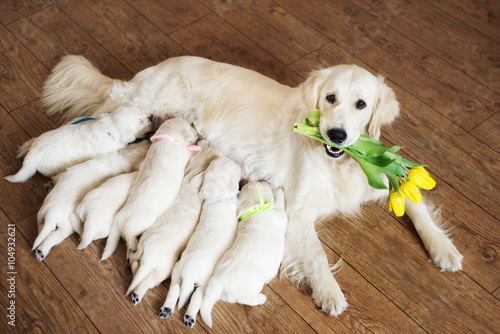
[239, 184, 273, 221]
[204, 195, 238, 205]
[71, 115, 115, 140]
[153, 136, 202, 152]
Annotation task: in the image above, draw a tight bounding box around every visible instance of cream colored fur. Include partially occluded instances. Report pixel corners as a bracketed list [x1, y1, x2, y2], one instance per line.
[125, 144, 222, 305]
[42, 55, 463, 316]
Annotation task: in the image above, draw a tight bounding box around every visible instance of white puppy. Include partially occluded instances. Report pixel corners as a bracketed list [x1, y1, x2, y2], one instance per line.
[199, 181, 287, 328]
[33, 142, 149, 261]
[70, 171, 138, 250]
[102, 118, 199, 260]
[126, 144, 221, 305]
[160, 157, 241, 327]
[5, 107, 152, 183]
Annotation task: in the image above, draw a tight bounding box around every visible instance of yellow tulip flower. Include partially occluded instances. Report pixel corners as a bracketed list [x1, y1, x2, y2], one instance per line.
[400, 180, 422, 204]
[389, 190, 406, 217]
[407, 167, 436, 190]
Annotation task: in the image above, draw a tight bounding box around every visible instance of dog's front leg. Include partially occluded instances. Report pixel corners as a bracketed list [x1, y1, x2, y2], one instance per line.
[405, 197, 463, 271]
[283, 208, 348, 316]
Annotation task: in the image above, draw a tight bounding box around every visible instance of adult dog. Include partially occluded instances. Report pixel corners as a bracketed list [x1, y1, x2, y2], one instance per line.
[42, 55, 463, 315]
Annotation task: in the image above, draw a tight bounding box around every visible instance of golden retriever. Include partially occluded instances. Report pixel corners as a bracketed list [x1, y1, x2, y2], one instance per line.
[42, 55, 463, 316]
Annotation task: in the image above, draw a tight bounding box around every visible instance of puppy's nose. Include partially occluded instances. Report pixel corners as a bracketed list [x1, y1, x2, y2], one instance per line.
[327, 128, 347, 145]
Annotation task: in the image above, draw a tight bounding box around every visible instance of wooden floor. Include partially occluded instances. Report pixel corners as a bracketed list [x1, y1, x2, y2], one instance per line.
[0, 0, 499, 333]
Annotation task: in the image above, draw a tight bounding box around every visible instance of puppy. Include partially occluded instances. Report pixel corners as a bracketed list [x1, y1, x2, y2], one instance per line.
[125, 144, 221, 305]
[102, 118, 199, 260]
[159, 157, 241, 327]
[33, 142, 149, 261]
[199, 182, 287, 328]
[70, 171, 138, 250]
[5, 107, 152, 183]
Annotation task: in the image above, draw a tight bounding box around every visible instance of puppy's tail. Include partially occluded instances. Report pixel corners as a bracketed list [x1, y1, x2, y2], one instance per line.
[101, 224, 120, 260]
[75, 217, 95, 251]
[70, 212, 84, 236]
[4, 155, 38, 183]
[199, 280, 223, 328]
[42, 55, 117, 120]
[17, 138, 36, 158]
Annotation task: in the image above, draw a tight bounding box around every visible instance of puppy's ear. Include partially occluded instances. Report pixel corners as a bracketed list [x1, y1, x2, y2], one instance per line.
[301, 69, 328, 110]
[368, 75, 400, 139]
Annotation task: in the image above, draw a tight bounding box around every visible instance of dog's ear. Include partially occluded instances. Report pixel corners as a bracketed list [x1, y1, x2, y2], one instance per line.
[368, 75, 400, 139]
[301, 69, 328, 110]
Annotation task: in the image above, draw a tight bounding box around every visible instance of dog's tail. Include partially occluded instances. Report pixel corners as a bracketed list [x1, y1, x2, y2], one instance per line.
[42, 55, 117, 121]
[70, 212, 84, 236]
[101, 223, 120, 260]
[4, 154, 39, 183]
[199, 280, 223, 328]
[126, 257, 153, 296]
[17, 138, 36, 158]
[178, 277, 196, 310]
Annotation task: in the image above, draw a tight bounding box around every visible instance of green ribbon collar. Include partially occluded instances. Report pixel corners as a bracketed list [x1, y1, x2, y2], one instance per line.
[239, 184, 273, 221]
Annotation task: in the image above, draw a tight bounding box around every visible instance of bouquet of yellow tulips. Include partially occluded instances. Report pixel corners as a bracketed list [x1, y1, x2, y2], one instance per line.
[293, 109, 436, 217]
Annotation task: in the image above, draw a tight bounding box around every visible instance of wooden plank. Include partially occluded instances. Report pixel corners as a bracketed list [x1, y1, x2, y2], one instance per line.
[431, 0, 500, 43]
[125, 0, 211, 35]
[0, 0, 51, 25]
[318, 206, 500, 333]
[268, 243, 426, 333]
[277, 0, 497, 132]
[0, 210, 98, 333]
[0, 25, 48, 112]
[349, 0, 500, 94]
[470, 112, 500, 154]
[7, 6, 132, 80]
[0, 107, 49, 223]
[9, 99, 60, 138]
[170, 14, 303, 87]
[15, 214, 207, 334]
[55, 0, 186, 73]
[291, 42, 500, 219]
[204, 0, 329, 65]
[494, 287, 500, 300]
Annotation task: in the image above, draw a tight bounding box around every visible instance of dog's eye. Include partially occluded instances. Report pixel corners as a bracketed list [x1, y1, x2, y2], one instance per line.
[356, 100, 367, 109]
[326, 94, 336, 104]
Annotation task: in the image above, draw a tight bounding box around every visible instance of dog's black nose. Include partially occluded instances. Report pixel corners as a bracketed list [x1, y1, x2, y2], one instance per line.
[327, 128, 347, 144]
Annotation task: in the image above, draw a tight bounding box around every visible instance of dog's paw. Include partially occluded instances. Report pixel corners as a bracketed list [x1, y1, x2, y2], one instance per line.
[35, 249, 45, 262]
[311, 279, 348, 316]
[131, 292, 141, 305]
[427, 238, 463, 272]
[183, 315, 195, 328]
[159, 307, 173, 319]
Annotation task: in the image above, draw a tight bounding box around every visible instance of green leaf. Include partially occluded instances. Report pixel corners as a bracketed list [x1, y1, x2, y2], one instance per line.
[350, 154, 387, 189]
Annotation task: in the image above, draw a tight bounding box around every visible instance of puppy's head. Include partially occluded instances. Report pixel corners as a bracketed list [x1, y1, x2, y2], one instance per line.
[150, 118, 199, 145]
[237, 181, 274, 219]
[105, 107, 154, 143]
[199, 157, 242, 201]
[301, 65, 399, 160]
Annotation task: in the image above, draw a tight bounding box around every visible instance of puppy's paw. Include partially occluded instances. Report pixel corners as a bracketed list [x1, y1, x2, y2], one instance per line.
[35, 249, 46, 262]
[311, 279, 347, 316]
[131, 292, 141, 305]
[184, 315, 195, 328]
[427, 237, 463, 272]
[159, 307, 173, 319]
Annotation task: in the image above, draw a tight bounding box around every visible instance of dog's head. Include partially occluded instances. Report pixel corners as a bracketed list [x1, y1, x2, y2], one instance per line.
[150, 117, 199, 145]
[199, 157, 241, 201]
[301, 65, 399, 159]
[105, 107, 154, 143]
[237, 181, 274, 219]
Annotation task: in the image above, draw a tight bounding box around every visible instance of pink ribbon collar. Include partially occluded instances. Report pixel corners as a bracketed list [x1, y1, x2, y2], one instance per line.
[153, 136, 202, 152]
